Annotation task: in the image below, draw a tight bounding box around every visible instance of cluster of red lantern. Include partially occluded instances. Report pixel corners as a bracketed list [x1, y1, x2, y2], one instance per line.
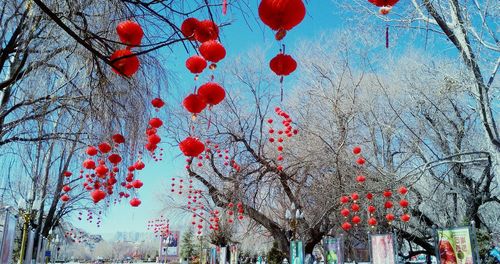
[147, 216, 171, 237]
[64, 228, 88, 244]
[368, 0, 400, 15]
[145, 98, 166, 160]
[340, 146, 411, 231]
[225, 201, 244, 224]
[60, 171, 73, 202]
[267, 107, 299, 171]
[182, 81, 226, 119]
[110, 20, 144, 77]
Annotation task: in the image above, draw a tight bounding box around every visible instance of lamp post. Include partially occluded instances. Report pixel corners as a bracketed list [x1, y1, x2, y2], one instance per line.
[17, 195, 42, 264]
[285, 203, 304, 241]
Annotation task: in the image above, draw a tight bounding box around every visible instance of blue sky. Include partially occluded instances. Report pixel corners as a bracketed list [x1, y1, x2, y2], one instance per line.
[73, 1, 455, 240]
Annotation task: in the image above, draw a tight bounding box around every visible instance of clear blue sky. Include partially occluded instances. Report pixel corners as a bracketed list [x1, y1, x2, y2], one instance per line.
[73, 0, 454, 240]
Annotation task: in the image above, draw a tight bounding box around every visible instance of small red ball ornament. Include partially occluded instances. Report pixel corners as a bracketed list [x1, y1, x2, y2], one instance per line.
[398, 186, 408, 195]
[383, 190, 392, 198]
[198, 82, 226, 106]
[352, 146, 362, 155]
[401, 214, 411, 222]
[340, 196, 349, 204]
[368, 205, 376, 213]
[356, 157, 366, 165]
[83, 159, 96, 170]
[269, 53, 297, 76]
[351, 203, 360, 212]
[132, 180, 144, 189]
[179, 137, 205, 157]
[199, 40, 226, 63]
[351, 192, 359, 200]
[91, 189, 106, 203]
[116, 20, 144, 47]
[86, 146, 98, 156]
[258, 0, 306, 40]
[110, 49, 140, 77]
[340, 208, 350, 217]
[183, 93, 207, 114]
[108, 154, 122, 165]
[63, 185, 71, 192]
[98, 142, 112, 154]
[356, 175, 366, 183]
[186, 55, 208, 74]
[399, 199, 409, 207]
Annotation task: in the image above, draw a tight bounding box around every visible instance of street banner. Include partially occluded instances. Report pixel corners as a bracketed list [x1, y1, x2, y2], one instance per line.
[229, 244, 238, 264]
[23, 229, 35, 264]
[290, 240, 304, 264]
[159, 231, 180, 263]
[220, 246, 227, 264]
[370, 233, 397, 264]
[323, 236, 344, 264]
[435, 226, 479, 264]
[209, 247, 217, 264]
[0, 210, 17, 263]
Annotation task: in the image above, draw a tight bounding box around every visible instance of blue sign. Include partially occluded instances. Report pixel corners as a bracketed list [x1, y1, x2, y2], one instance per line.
[45, 250, 51, 257]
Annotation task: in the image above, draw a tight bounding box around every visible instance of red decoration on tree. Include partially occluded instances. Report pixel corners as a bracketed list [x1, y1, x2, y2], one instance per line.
[398, 186, 408, 195]
[401, 214, 411, 222]
[181, 18, 199, 40]
[83, 159, 96, 170]
[368, 205, 376, 213]
[112, 134, 125, 144]
[384, 201, 393, 209]
[179, 137, 205, 157]
[368, 0, 399, 15]
[60, 194, 70, 202]
[368, 217, 377, 226]
[356, 157, 366, 165]
[340, 196, 350, 204]
[63, 185, 71, 192]
[258, 0, 306, 40]
[98, 142, 112, 153]
[352, 146, 362, 155]
[183, 94, 207, 114]
[383, 190, 392, 198]
[186, 55, 208, 74]
[116, 20, 144, 47]
[341, 222, 352, 231]
[194, 20, 219, 43]
[63, 171, 72, 177]
[199, 40, 226, 63]
[340, 208, 350, 217]
[351, 203, 360, 212]
[269, 53, 297, 76]
[351, 192, 359, 200]
[132, 180, 144, 189]
[91, 189, 106, 203]
[108, 154, 122, 165]
[356, 175, 366, 183]
[386, 213, 395, 222]
[399, 199, 409, 207]
[110, 49, 140, 77]
[352, 216, 361, 225]
[86, 146, 98, 156]
[149, 117, 163, 128]
[151, 98, 165, 108]
[130, 197, 142, 207]
[198, 82, 226, 106]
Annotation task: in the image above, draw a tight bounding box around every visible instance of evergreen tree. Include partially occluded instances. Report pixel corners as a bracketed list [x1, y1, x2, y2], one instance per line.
[180, 229, 196, 262]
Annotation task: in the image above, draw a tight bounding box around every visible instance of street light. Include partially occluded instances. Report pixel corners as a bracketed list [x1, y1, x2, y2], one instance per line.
[285, 203, 304, 241]
[17, 195, 42, 264]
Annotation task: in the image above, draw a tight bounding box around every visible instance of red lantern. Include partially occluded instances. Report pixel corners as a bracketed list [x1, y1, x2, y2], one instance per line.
[198, 82, 226, 106]
[83, 159, 96, 170]
[98, 142, 112, 154]
[108, 154, 122, 165]
[401, 214, 411, 222]
[352, 146, 362, 155]
[352, 216, 361, 225]
[350, 192, 359, 200]
[368, 0, 399, 15]
[179, 137, 205, 157]
[386, 213, 395, 222]
[340, 196, 349, 204]
[199, 40, 226, 63]
[194, 20, 219, 43]
[95, 164, 109, 177]
[112, 134, 125, 144]
[60, 194, 70, 202]
[269, 53, 297, 76]
[383, 190, 392, 198]
[130, 197, 142, 207]
[356, 157, 366, 165]
[366, 193, 373, 200]
[340, 208, 350, 217]
[341, 222, 352, 231]
[356, 175, 366, 183]
[134, 160, 145, 170]
[186, 55, 207, 74]
[368, 217, 377, 226]
[399, 199, 409, 207]
[110, 49, 140, 77]
[63, 171, 72, 177]
[149, 117, 163, 128]
[86, 146, 98, 156]
[351, 203, 360, 212]
[398, 186, 408, 195]
[181, 18, 200, 40]
[151, 98, 165, 108]
[148, 134, 161, 145]
[116, 20, 144, 47]
[183, 94, 207, 114]
[368, 205, 376, 213]
[63, 185, 71, 192]
[384, 201, 393, 209]
[91, 189, 106, 203]
[132, 180, 144, 189]
[258, 0, 306, 40]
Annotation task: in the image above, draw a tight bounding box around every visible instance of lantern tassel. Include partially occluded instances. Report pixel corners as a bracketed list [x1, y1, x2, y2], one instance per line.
[385, 25, 389, 49]
[280, 76, 284, 101]
[222, 0, 227, 15]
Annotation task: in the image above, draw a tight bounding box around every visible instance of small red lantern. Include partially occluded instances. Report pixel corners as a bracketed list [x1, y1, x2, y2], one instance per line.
[383, 190, 392, 198]
[194, 20, 219, 43]
[352, 146, 362, 155]
[130, 197, 142, 207]
[351, 203, 360, 212]
[399, 199, 409, 207]
[134, 160, 145, 170]
[91, 189, 106, 203]
[183, 94, 207, 114]
[384, 201, 393, 209]
[151, 98, 165, 108]
[368, 217, 377, 226]
[350, 192, 359, 200]
[356, 175, 366, 183]
[83, 159, 96, 170]
[258, 0, 306, 40]
[60, 194, 70, 202]
[132, 180, 144, 189]
[186, 55, 208, 74]
[199, 40, 226, 63]
[98, 142, 112, 154]
[340, 196, 349, 204]
[112, 134, 125, 144]
[63, 171, 72, 177]
[198, 82, 226, 106]
[269, 53, 297, 76]
[386, 213, 395, 222]
[341, 222, 352, 231]
[63, 185, 71, 192]
[401, 214, 411, 222]
[108, 154, 122, 165]
[86, 146, 98, 156]
[181, 18, 200, 40]
[110, 49, 140, 77]
[368, 205, 376, 213]
[366, 193, 373, 200]
[352, 216, 361, 225]
[179, 137, 205, 157]
[149, 117, 163, 128]
[368, 0, 399, 15]
[398, 186, 408, 195]
[148, 134, 161, 145]
[95, 164, 109, 177]
[356, 157, 366, 165]
[116, 20, 144, 47]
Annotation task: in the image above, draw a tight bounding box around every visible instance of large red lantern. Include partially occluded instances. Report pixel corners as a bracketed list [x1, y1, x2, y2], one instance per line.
[199, 40, 226, 63]
[116, 20, 144, 47]
[270, 53, 297, 76]
[179, 137, 205, 157]
[91, 189, 106, 203]
[194, 20, 219, 43]
[186, 55, 208, 74]
[183, 94, 207, 114]
[86, 146, 98, 156]
[83, 159, 96, 170]
[108, 154, 122, 164]
[149, 117, 163, 128]
[110, 49, 140, 77]
[181, 18, 199, 40]
[130, 198, 142, 207]
[258, 0, 306, 40]
[198, 82, 226, 106]
[98, 142, 112, 153]
[112, 134, 125, 144]
[368, 0, 399, 14]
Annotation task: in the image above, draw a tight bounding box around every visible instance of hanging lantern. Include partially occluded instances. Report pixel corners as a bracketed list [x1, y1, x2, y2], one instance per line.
[181, 18, 200, 40]
[384, 201, 393, 209]
[352, 146, 362, 155]
[352, 216, 361, 225]
[83, 159, 96, 170]
[398, 186, 408, 195]
[258, 0, 306, 40]
[86, 146, 98, 156]
[98, 142, 112, 153]
[340, 208, 350, 217]
[91, 189, 106, 203]
[383, 190, 392, 198]
[63, 185, 71, 192]
[356, 157, 366, 165]
[198, 82, 226, 106]
[183, 93, 207, 115]
[132, 180, 144, 189]
[134, 160, 145, 170]
[110, 49, 140, 77]
[108, 154, 122, 165]
[194, 20, 219, 43]
[401, 214, 411, 222]
[60, 194, 70, 202]
[386, 213, 395, 222]
[186, 55, 208, 74]
[151, 98, 165, 108]
[368, 0, 399, 15]
[341, 222, 352, 231]
[179, 137, 205, 157]
[116, 20, 144, 47]
[149, 117, 163, 128]
[95, 164, 109, 177]
[63, 171, 72, 177]
[368, 205, 376, 213]
[356, 175, 366, 183]
[130, 197, 142, 207]
[269, 53, 297, 76]
[368, 217, 377, 226]
[148, 134, 161, 145]
[199, 40, 226, 64]
[399, 199, 409, 207]
[112, 134, 125, 144]
[340, 196, 350, 204]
